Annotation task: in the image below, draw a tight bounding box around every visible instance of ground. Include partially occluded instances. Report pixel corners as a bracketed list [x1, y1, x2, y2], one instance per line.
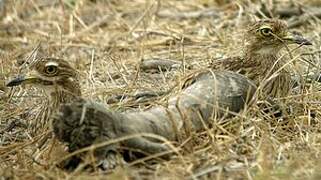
[0, 0, 321, 179]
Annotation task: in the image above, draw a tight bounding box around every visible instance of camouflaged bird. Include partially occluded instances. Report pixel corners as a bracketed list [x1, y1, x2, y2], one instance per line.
[185, 19, 311, 98]
[6, 58, 82, 133]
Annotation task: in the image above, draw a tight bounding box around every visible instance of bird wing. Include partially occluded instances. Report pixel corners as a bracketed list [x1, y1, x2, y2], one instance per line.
[210, 56, 244, 73]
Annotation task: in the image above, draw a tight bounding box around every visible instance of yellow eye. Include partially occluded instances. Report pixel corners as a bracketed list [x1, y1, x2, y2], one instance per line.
[260, 27, 273, 36]
[45, 65, 58, 75]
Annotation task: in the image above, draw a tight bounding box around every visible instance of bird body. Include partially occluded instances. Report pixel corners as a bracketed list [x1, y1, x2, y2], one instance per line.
[209, 19, 311, 98]
[211, 51, 291, 98]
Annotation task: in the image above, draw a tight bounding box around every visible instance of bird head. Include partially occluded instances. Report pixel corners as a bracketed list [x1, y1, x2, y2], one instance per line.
[6, 58, 81, 97]
[245, 19, 312, 55]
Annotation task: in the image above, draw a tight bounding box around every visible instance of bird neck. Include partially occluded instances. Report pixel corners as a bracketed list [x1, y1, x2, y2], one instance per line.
[244, 43, 284, 69]
[245, 41, 281, 56]
[241, 44, 286, 84]
[49, 89, 81, 110]
[47, 80, 82, 111]
[33, 80, 81, 132]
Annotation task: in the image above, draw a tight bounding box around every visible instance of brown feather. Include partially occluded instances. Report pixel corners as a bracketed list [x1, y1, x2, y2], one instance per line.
[185, 19, 303, 98]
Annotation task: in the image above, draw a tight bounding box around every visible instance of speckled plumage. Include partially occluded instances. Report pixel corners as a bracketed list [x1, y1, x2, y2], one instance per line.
[209, 19, 310, 98]
[7, 58, 81, 133]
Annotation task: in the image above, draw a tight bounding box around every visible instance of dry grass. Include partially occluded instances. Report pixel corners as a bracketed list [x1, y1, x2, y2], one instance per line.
[0, 0, 321, 179]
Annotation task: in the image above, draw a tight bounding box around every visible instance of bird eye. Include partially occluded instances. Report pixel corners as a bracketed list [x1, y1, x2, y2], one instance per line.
[45, 65, 58, 75]
[260, 28, 273, 37]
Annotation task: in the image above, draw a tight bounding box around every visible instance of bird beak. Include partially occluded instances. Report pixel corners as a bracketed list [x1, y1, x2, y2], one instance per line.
[6, 73, 38, 87]
[282, 32, 312, 45]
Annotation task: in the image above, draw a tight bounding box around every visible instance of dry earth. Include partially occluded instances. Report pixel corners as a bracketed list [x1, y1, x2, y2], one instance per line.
[0, 0, 321, 179]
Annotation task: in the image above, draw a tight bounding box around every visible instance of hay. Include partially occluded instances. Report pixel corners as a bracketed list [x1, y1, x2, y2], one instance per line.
[1, 0, 321, 179]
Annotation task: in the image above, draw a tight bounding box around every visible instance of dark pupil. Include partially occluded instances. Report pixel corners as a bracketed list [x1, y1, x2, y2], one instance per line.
[262, 29, 271, 34]
[47, 66, 56, 73]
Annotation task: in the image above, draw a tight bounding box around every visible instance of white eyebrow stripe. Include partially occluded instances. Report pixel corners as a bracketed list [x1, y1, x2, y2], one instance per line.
[45, 61, 59, 67]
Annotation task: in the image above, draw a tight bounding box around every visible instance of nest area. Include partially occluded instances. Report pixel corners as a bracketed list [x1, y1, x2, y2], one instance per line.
[0, 0, 321, 179]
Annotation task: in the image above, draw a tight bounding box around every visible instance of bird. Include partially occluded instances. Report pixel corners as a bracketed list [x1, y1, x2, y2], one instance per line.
[6, 57, 82, 133]
[185, 19, 311, 99]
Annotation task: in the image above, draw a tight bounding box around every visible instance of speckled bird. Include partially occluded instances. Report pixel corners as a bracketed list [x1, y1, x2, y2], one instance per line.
[6, 58, 81, 133]
[210, 19, 311, 98]
[184, 19, 311, 98]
